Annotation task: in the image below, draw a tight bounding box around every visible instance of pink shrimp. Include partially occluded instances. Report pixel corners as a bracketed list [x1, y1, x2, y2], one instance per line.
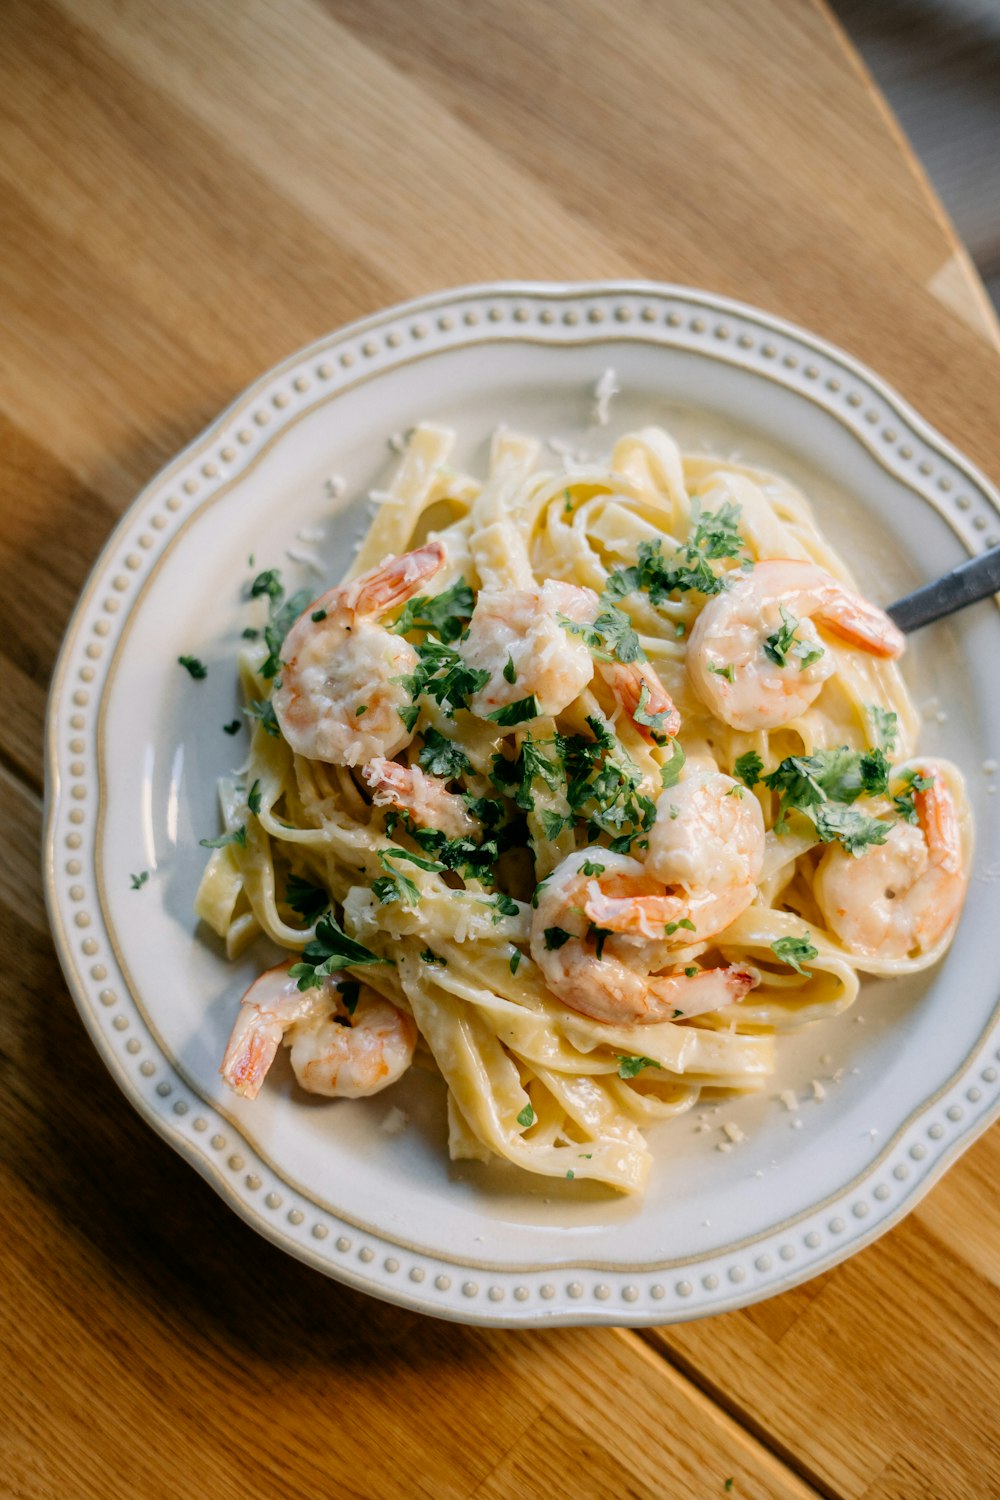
[814, 759, 968, 959]
[687, 559, 905, 731]
[272, 541, 447, 764]
[363, 757, 478, 839]
[221, 960, 416, 1100]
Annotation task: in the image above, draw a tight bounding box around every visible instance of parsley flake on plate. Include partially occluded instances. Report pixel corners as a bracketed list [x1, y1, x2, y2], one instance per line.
[178, 655, 207, 679]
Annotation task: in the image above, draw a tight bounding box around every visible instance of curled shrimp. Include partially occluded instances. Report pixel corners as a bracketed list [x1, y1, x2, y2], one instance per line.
[462, 578, 599, 724]
[221, 960, 416, 1100]
[273, 540, 447, 764]
[814, 759, 968, 960]
[687, 559, 905, 731]
[363, 757, 478, 839]
[462, 574, 679, 739]
[531, 850, 758, 1025]
[583, 768, 765, 942]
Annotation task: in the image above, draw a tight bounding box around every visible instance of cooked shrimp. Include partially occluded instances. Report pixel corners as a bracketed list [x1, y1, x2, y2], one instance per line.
[814, 759, 967, 959]
[584, 769, 765, 941]
[462, 579, 599, 724]
[273, 541, 447, 764]
[363, 757, 478, 839]
[687, 559, 905, 731]
[530, 845, 760, 1025]
[462, 574, 680, 740]
[221, 960, 416, 1100]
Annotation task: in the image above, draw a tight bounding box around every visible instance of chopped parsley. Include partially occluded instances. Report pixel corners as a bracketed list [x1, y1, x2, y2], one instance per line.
[543, 926, 572, 950]
[486, 695, 539, 727]
[892, 767, 934, 824]
[565, 1169, 575, 1180]
[199, 825, 247, 850]
[604, 502, 748, 606]
[249, 567, 283, 601]
[397, 639, 490, 719]
[580, 859, 606, 876]
[708, 662, 735, 683]
[770, 933, 819, 977]
[256, 572, 313, 680]
[505, 715, 657, 854]
[418, 727, 472, 779]
[489, 891, 520, 922]
[539, 808, 573, 840]
[247, 779, 262, 816]
[240, 627, 260, 640]
[336, 979, 360, 1015]
[762, 607, 825, 671]
[813, 803, 891, 854]
[684, 965, 698, 978]
[288, 912, 385, 990]
[355, 704, 368, 717]
[420, 948, 447, 966]
[762, 746, 893, 850]
[659, 738, 686, 789]
[222, 719, 241, 735]
[178, 655, 207, 679]
[374, 845, 445, 905]
[633, 682, 676, 741]
[389, 579, 475, 644]
[311, 608, 327, 622]
[509, 949, 523, 975]
[244, 698, 280, 737]
[559, 603, 644, 665]
[665, 918, 696, 935]
[868, 704, 899, 753]
[616, 1055, 662, 1080]
[503, 654, 517, 684]
[516, 1102, 535, 1128]
[734, 751, 763, 787]
[129, 871, 149, 891]
[284, 874, 329, 922]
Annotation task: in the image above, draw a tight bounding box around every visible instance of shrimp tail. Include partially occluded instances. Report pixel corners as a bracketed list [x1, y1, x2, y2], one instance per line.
[601, 661, 681, 742]
[584, 886, 686, 940]
[818, 590, 905, 660]
[353, 539, 447, 616]
[221, 1014, 284, 1099]
[647, 964, 759, 1022]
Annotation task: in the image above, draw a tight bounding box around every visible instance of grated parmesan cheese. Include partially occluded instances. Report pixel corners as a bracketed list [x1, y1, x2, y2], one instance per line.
[592, 367, 619, 426]
[810, 1079, 826, 1102]
[381, 1105, 409, 1136]
[778, 1089, 798, 1111]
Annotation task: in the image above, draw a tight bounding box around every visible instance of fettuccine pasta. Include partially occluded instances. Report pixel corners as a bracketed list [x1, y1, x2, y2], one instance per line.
[196, 422, 972, 1194]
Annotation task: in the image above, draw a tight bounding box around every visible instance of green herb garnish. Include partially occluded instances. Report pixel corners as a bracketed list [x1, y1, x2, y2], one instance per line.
[178, 655, 207, 679]
[288, 912, 385, 990]
[199, 825, 247, 849]
[770, 933, 819, 976]
[616, 1055, 663, 1080]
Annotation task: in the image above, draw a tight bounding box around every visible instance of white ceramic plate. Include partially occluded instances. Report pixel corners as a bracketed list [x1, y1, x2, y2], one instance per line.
[45, 283, 1000, 1326]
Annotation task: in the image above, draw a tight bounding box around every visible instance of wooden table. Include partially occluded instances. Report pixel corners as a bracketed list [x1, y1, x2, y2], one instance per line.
[4, 3, 999, 1496]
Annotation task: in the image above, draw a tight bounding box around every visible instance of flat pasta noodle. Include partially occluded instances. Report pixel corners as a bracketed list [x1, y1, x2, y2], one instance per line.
[199, 422, 972, 1192]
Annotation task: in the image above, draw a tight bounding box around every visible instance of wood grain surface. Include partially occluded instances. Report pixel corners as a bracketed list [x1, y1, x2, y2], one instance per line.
[2, 2, 998, 1497]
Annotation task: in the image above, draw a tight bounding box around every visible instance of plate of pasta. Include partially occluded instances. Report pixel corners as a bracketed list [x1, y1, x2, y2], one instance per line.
[45, 283, 1000, 1325]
